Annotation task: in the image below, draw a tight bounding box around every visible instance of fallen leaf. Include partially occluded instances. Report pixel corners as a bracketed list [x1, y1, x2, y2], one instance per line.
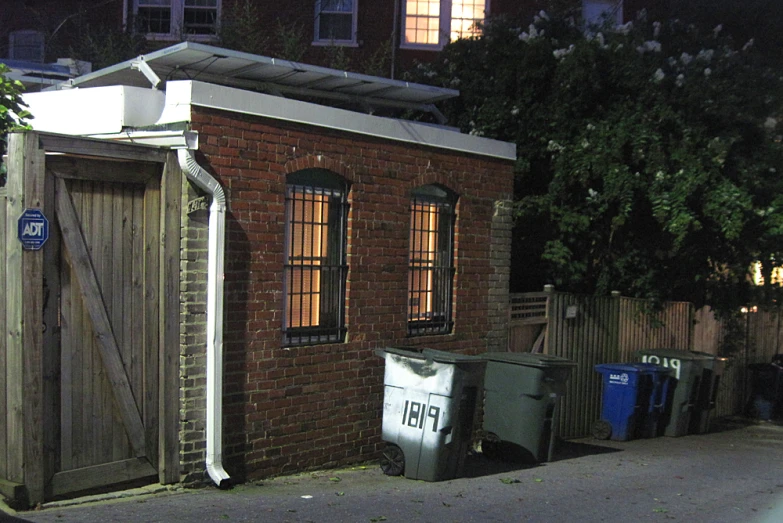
[500, 478, 521, 484]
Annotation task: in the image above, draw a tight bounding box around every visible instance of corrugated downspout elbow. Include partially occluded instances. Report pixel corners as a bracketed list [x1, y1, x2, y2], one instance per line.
[177, 148, 231, 489]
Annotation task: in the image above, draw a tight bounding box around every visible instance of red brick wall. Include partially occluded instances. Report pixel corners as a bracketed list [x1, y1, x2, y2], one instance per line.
[182, 105, 513, 481]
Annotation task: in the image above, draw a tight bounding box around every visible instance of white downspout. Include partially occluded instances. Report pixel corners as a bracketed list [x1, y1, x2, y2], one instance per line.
[177, 148, 231, 488]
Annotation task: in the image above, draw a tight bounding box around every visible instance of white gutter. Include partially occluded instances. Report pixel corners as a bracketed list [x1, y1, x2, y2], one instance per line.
[176, 148, 231, 489]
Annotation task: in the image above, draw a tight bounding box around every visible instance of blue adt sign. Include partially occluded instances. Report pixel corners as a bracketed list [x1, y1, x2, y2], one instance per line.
[18, 208, 49, 251]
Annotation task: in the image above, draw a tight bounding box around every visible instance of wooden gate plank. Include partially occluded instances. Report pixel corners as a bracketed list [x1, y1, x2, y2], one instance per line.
[50, 458, 156, 497]
[54, 177, 147, 458]
[0, 186, 6, 480]
[4, 135, 26, 484]
[159, 152, 181, 483]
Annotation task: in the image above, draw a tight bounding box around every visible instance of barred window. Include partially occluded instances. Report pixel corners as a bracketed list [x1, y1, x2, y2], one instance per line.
[408, 185, 457, 336]
[283, 170, 349, 346]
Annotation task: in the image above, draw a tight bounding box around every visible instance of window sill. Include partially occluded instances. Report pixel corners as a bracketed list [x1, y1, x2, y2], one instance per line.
[399, 43, 444, 52]
[312, 40, 359, 48]
[143, 33, 219, 42]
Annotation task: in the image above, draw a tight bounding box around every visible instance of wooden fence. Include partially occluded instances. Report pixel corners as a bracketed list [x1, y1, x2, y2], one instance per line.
[0, 187, 6, 488]
[508, 288, 778, 440]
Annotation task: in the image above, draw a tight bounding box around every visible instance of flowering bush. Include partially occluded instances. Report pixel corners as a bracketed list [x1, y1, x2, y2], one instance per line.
[1, 64, 31, 186]
[407, 12, 783, 310]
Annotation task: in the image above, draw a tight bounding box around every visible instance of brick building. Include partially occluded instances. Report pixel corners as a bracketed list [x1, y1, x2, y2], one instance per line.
[13, 42, 515, 495]
[2, 1, 670, 77]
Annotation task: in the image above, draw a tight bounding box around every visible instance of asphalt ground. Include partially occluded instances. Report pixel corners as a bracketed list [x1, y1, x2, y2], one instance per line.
[3, 417, 783, 523]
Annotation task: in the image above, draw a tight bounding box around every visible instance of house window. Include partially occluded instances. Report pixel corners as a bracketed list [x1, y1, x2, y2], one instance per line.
[134, 0, 220, 39]
[314, 0, 357, 44]
[403, 0, 487, 49]
[408, 185, 457, 336]
[8, 30, 45, 62]
[283, 170, 349, 346]
[582, 0, 623, 27]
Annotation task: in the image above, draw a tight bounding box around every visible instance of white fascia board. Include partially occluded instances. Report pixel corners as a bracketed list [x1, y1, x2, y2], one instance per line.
[22, 86, 165, 135]
[158, 80, 516, 161]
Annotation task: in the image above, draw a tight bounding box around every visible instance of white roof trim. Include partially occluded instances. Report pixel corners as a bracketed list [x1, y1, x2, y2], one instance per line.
[160, 80, 517, 161]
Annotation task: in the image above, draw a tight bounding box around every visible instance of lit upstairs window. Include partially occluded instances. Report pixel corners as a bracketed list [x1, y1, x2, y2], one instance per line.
[403, 0, 487, 50]
[134, 0, 220, 39]
[314, 0, 358, 44]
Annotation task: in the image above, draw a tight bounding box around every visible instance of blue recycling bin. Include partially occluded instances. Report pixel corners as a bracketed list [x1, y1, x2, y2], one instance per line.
[593, 363, 671, 441]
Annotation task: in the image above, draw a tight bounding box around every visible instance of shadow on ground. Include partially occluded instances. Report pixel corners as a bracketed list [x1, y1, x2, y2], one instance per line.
[461, 437, 622, 478]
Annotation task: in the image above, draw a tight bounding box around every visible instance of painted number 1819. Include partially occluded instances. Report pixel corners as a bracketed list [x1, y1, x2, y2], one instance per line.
[402, 400, 441, 432]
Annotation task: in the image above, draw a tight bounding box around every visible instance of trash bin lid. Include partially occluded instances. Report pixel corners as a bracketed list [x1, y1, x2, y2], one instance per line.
[380, 346, 484, 364]
[635, 348, 712, 361]
[689, 350, 728, 362]
[595, 362, 671, 374]
[482, 352, 576, 368]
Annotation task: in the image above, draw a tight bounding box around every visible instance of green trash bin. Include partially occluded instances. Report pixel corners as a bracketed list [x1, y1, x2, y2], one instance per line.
[689, 351, 728, 434]
[481, 352, 576, 462]
[376, 347, 486, 481]
[635, 349, 713, 437]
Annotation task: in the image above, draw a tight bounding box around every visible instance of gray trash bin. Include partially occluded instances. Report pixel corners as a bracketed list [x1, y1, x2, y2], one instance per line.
[689, 351, 728, 434]
[636, 349, 713, 437]
[376, 346, 486, 481]
[481, 352, 576, 462]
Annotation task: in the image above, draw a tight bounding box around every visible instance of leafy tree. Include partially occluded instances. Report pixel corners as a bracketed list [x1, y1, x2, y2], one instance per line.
[1, 64, 32, 187]
[406, 12, 783, 312]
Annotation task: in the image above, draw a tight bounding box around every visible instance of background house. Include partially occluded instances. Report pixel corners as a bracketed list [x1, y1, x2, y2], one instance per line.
[2, 1, 671, 77]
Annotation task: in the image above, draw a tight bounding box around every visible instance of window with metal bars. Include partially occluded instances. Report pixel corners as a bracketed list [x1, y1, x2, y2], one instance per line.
[408, 185, 456, 336]
[283, 170, 349, 346]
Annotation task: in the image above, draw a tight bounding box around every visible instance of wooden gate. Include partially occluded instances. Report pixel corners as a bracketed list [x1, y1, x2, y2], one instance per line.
[2, 132, 181, 506]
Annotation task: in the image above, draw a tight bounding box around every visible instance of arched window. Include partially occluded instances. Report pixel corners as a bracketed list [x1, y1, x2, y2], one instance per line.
[283, 169, 349, 346]
[408, 184, 457, 335]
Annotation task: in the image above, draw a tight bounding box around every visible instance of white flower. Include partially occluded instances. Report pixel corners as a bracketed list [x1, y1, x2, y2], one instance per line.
[765, 117, 778, 130]
[676, 74, 685, 87]
[587, 123, 596, 131]
[653, 21, 661, 38]
[511, 107, 520, 116]
[743, 38, 755, 51]
[668, 56, 677, 67]
[582, 139, 590, 148]
[588, 188, 598, 198]
[547, 140, 565, 152]
[680, 52, 693, 65]
[615, 22, 633, 35]
[704, 68, 712, 77]
[519, 32, 529, 42]
[638, 41, 662, 54]
[653, 68, 665, 82]
[539, 10, 549, 21]
[655, 171, 665, 181]
[696, 49, 714, 62]
[553, 45, 575, 59]
[713, 24, 723, 37]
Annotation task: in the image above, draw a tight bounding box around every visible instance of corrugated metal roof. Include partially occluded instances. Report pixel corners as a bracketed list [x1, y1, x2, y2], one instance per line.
[56, 42, 458, 115]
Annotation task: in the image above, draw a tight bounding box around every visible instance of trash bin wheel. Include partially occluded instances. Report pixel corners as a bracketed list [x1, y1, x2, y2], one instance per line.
[380, 444, 405, 476]
[481, 438, 501, 460]
[592, 419, 612, 440]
